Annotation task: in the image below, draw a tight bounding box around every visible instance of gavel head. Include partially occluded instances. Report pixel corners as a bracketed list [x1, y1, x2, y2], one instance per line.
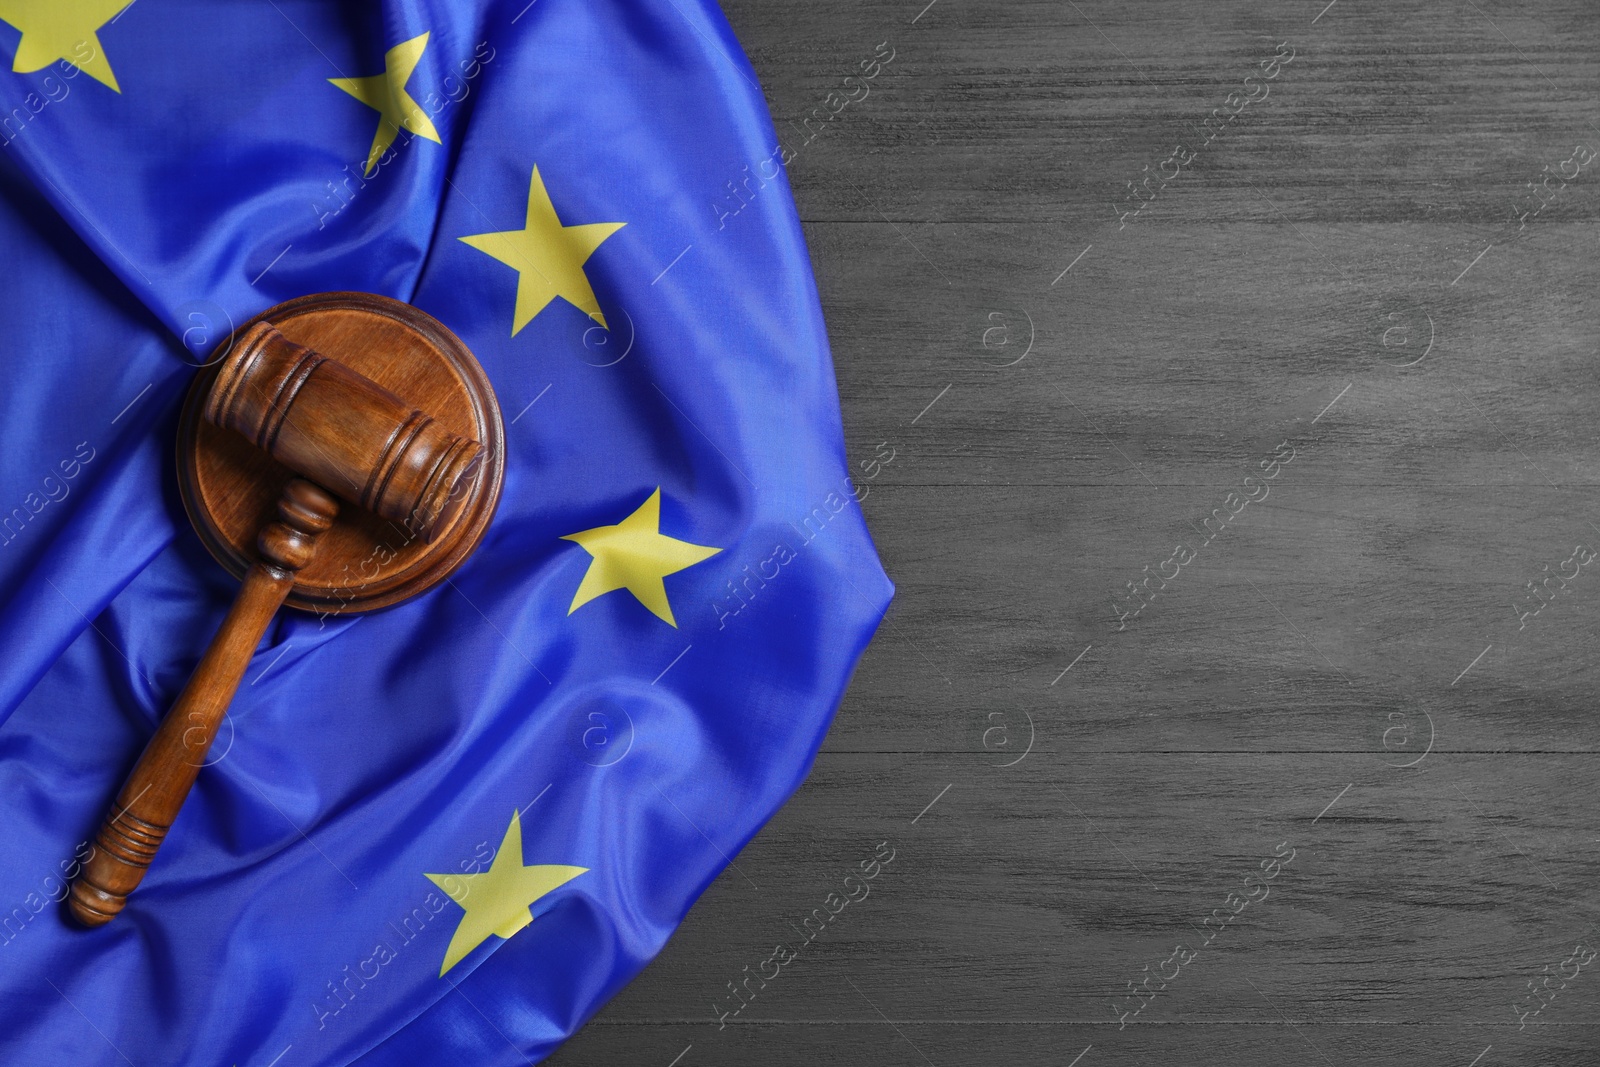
[204, 322, 484, 543]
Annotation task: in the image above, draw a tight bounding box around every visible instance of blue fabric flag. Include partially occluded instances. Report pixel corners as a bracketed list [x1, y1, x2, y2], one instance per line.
[0, 1, 891, 1063]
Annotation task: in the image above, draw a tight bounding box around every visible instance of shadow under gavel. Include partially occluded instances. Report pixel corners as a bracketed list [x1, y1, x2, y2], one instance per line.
[68, 321, 485, 927]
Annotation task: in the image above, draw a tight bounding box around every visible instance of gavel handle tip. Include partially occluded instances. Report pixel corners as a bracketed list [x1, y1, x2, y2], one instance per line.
[67, 881, 124, 928]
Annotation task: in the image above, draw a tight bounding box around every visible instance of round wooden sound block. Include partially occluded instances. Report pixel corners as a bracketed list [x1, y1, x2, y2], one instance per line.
[178, 293, 504, 614]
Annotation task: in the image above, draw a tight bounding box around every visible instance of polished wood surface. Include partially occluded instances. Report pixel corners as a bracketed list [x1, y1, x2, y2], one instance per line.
[71, 294, 505, 926]
[68, 480, 339, 927]
[206, 322, 484, 544]
[178, 292, 506, 615]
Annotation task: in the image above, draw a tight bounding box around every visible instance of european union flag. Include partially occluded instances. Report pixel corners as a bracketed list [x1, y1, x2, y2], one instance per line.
[0, 1, 891, 1062]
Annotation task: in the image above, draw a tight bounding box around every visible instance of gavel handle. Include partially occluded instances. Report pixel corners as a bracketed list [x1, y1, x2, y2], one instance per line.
[68, 479, 339, 927]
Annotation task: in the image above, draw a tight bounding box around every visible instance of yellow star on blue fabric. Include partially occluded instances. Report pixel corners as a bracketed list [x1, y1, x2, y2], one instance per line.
[425, 811, 587, 977]
[562, 488, 721, 627]
[329, 31, 441, 176]
[459, 166, 626, 335]
[0, 0, 132, 91]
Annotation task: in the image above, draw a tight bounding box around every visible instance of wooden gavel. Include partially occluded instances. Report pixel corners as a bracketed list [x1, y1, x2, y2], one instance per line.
[69, 306, 496, 927]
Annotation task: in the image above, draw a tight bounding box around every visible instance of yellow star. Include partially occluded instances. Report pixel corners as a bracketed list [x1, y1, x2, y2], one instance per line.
[562, 488, 721, 628]
[459, 166, 626, 335]
[0, 0, 132, 91]
[328, 31, 441, 177]
[425, 811, 587, 977]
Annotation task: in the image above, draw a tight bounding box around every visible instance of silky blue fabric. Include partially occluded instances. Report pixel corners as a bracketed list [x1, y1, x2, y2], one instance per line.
[0, 2, 890, 1063]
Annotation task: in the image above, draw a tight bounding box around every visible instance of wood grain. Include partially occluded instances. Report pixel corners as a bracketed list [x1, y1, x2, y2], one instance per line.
[551, 1, 1600, 1064]
[69, 479, 340, 926]
[72, 298, 508, 925]
[178, 292, 506, 614]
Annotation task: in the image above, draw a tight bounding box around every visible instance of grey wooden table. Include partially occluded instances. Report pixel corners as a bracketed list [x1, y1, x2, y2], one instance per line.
[553, 1, 1600, 1063]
